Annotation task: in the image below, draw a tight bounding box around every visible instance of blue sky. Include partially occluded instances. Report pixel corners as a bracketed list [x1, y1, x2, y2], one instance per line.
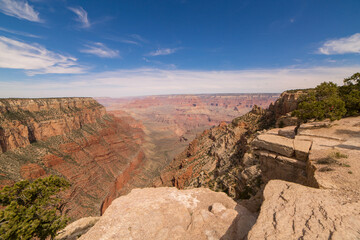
[0, 0, 360, 97]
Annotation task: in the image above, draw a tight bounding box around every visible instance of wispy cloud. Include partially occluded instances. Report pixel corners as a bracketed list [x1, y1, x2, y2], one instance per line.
[80, 42, 119, 58]
[129, 34, 148, 43]
[0, 0, 41, 22]
[318, 33, 360, 55]
[148, 48, 178, 56]
[0, 26, 41, 38]
[1, 65, 359, 97]
[106, 34, 147, 46]
[105, 36, 140, 45]
[0, 36, 86, 75]
[68, 6, 90, 28]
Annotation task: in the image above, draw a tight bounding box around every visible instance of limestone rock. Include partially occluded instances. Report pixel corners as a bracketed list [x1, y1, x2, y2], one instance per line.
[56, 217, 100, 240]
[293, 138, 312, 161]
[80, 187, 256, 240]
[248, 180, 360, 240]
[252, 134, 294, 157]
[277, 126, 296, 139]
[255, 150, 307, 184]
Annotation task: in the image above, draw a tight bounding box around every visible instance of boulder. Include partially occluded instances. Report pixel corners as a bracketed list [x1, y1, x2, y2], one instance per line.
[248, 180, 360, 240]
[80, 187, 256, 240]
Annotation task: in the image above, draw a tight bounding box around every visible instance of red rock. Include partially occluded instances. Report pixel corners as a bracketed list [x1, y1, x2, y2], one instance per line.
[20, 164, 46, 180]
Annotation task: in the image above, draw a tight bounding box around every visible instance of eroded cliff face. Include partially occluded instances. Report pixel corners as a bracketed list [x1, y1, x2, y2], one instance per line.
[154, 91, 302, 203]
[0, 98, 105, 153]
[153, 90, 360, 239]
[0, 98, 147, 220]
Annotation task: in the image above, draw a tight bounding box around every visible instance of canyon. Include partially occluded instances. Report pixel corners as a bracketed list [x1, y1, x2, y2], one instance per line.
[2, 92, 359, 239]
[0, 94, 278, 221]
[74, 91, 360, 239]
[0, 98, 147, 219]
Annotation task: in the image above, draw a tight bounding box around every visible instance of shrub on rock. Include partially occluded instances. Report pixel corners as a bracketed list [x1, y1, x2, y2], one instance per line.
[0, 175, 70, 240]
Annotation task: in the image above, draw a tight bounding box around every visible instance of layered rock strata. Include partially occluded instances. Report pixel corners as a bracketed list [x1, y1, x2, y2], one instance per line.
[0, 98, 147, 220]
[0, 98, 105, 153]
[154, 106, 268, 201]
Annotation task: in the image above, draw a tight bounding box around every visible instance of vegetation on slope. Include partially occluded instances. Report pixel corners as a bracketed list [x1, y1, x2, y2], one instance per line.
[0, 175, 70, 240]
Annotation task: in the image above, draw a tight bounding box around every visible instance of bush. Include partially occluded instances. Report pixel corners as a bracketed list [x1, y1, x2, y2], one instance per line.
[339, 72, 360, 116]
[0, 175, 70, 240]
[293, 82, 346, 121]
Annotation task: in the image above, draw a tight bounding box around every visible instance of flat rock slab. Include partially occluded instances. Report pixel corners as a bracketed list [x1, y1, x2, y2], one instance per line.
[252, 134, 294, 157]
[80, 187, 256, 240]
[294, 138, 312, 161]
[248, 180, 360, 240]
[278, 126, 296, 139]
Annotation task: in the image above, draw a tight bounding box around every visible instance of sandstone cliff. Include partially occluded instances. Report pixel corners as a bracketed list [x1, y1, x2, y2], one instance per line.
[0, 98, 147, 220]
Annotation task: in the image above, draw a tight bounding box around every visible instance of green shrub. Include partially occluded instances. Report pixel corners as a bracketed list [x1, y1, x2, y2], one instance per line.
[0, 175, 70, 240]
[293, 82, 346, 121]
[339, 72, 360, 116]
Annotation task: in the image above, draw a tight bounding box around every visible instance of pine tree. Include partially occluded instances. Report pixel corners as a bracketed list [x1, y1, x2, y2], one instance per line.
[0, 175, 70, 240]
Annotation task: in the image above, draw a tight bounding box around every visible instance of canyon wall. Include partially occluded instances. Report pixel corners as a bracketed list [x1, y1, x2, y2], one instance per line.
[58, 90, 360, 239]
[0, 98, 147, 220]
[98, 94, 279, 138]
[154, 91, 302, 204]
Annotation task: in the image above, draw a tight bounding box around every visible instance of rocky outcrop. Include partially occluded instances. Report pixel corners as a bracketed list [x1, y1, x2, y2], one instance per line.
[151, 90, 360, 239]
[0, 98, 148, 220]
[0, 98, 105, 153]
[154, 106, 268, 201]
[80, 187, 256, 240]
[56, 216, 100, 240]
[248, 180, 360, 240]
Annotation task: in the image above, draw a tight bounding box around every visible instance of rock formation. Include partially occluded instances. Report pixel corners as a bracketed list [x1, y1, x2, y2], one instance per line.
[79, 187, 256, 240]
[147, 91, 360, 238]
[248, 180, 360, 240]
[153, 91, 305, 201]
[0, 98, 147, 220]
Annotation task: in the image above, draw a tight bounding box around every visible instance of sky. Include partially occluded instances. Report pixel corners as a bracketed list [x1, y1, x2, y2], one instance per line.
[0, 0, 360, 97]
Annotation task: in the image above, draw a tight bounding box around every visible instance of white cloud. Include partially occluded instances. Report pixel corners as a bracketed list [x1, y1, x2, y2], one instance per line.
[80, 42, 119, 58]
[318, 33, 360, 55]
[0, 36, 86, 75]
[68, 6, 90, 28]
[0, 26, 41, 38]
[1, 65, 359, 98]
[0, 0, 41, 22]
[148, 48, 178, 56]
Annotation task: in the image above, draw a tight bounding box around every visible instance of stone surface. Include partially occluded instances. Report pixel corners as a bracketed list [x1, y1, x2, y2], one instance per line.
[252, 134, 294, 157]
[56, 217, 100, 240]
[248, 180, 360, 240]
[80, 187, 256, 240]
[293, 138, 312, 161]
[277, 126, 296, 139]
[255, 150, 307, 184]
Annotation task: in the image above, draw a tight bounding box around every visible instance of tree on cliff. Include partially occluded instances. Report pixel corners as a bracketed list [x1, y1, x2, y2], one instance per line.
[0, 175, 70, 240]
[339, 72, 360, 116]
[293, 82, 346, 121]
